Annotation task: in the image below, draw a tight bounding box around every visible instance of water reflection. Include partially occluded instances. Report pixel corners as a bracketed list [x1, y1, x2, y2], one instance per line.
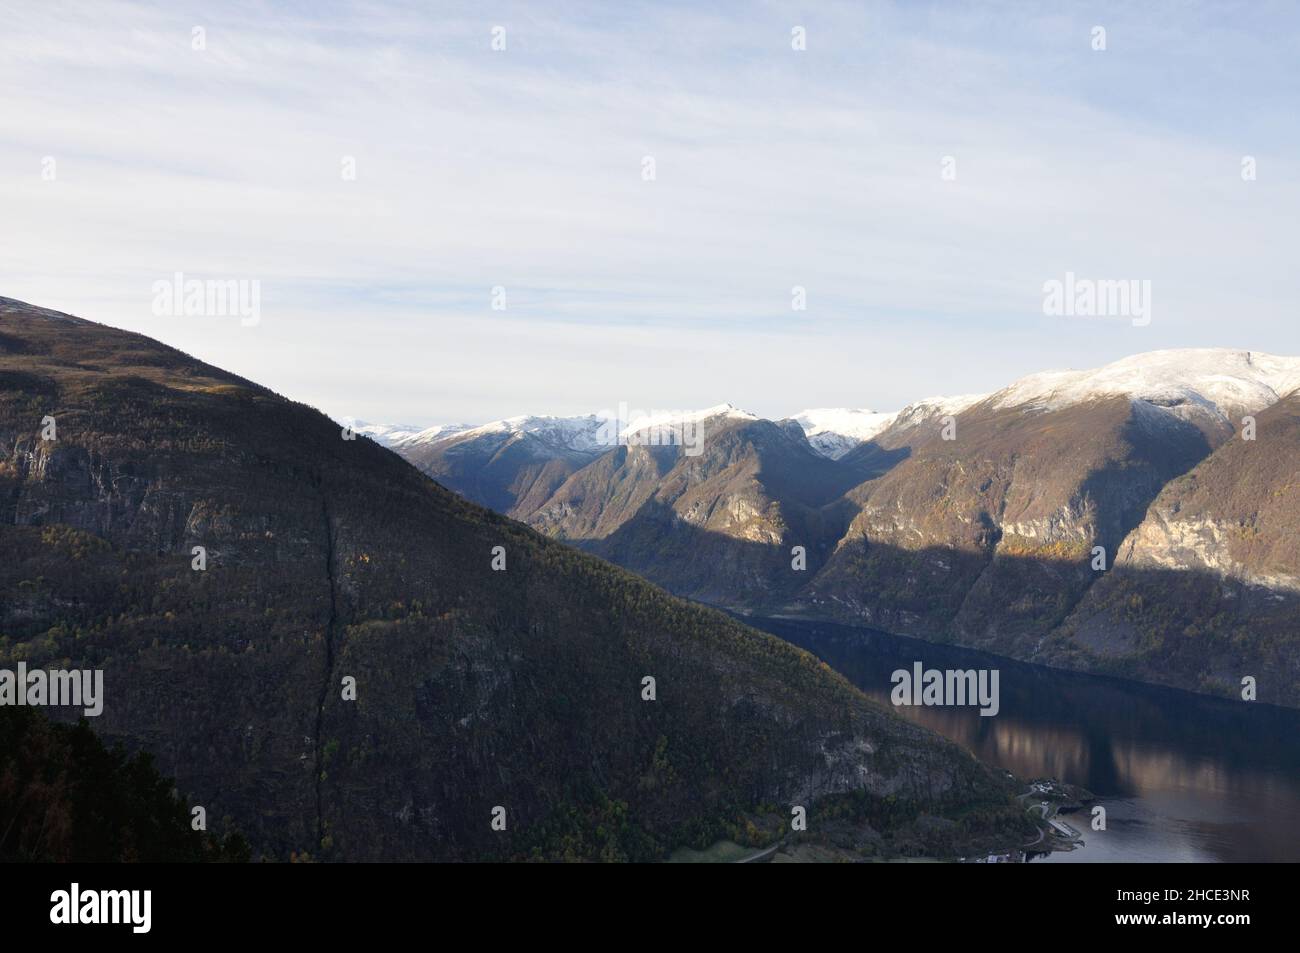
[747, 616, 1300, 862]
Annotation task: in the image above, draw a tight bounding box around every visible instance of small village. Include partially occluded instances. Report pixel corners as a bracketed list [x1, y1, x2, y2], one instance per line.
[967, 778, 1095, 863]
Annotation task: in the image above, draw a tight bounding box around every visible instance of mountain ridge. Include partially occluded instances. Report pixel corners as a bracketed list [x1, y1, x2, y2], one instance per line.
[381, 346, 1300, 707]
[367, 347, 1300, 462]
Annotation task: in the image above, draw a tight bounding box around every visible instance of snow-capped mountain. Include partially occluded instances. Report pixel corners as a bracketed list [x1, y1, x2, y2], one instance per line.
[444, 413, 617, 454]
[392, 412, 630, 516]
[350, 420, 471, 448]
[786, 409, 897, 459]
[991, 349, 1300, 426]
[363, 416, 607, 453]
[359, 346, 1300, 707]
[386, 404, 767, 516]
[367, 350, 1300, 464]
[389, 423, 473, 447]
[368, 405, 761, 456]
[376, 402, 967, 464]
[788, 396, 988, 459]
[622, 403, 758, 444]
[875, 394, 988, 436]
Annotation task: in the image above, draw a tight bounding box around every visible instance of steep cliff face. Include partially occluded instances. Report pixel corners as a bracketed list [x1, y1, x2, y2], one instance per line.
[1112, 392, 1300, 589]
[0, 297, 1019, 860]
[1048, 392, 1300, 704]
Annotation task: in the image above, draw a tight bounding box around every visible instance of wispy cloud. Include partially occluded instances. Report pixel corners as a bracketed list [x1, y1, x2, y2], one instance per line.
[3, 0, 1298, 423]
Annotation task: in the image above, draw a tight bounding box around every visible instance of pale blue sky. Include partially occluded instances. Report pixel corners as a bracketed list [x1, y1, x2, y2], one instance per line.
[2, 1, 1298, 424]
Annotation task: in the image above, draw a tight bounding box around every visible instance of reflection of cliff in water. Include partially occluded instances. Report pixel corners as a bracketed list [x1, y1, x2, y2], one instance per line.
[747, 615, 1300, 862]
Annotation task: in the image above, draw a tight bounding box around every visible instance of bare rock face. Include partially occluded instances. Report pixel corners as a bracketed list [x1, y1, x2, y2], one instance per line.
[1122, 514, 1236, 575]
[1113, 394, 1300, 593]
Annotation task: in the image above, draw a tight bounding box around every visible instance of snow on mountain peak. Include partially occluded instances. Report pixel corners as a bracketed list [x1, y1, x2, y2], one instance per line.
[347, 420, 472, 448]
[889, 394, 987, 428]
[363, 404, 762, 457]
[620, 403, 757, 439]
[788, 408, 898, 459]
[395, 423, 473, 446]
[788, 396, 987, 458]
[991, 348, 1300, 421]
[455, 413, 616, 453]
[364, 348, 1300, 463]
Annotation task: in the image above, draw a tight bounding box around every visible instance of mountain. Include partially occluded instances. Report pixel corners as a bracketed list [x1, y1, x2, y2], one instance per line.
[386, 349, 1300, 707]
[528, 411, 876, 605]
[835, 394, 989, 471]
[987, 349, 1300, 432]
[809, 350, 1300, 704]
[0, 296, 1023, 861]
[350, 420, 470, 448]
[389, 403, 911, 606]
[786, 408, 897, 459]
[1051, 388, 1300, 700]
[809, 392, 1213, 643]
[396, 404, 765, 519]
[391, 400, 973, 476]
[395, 413, 614, 516]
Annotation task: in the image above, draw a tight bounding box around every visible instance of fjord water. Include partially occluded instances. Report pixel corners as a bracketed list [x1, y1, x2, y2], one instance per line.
[747, 616, 1300, 862]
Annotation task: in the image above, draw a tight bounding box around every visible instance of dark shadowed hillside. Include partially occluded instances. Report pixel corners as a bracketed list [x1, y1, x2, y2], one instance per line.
[0, 297, 1024, 861]
[0, 706, 251, 862]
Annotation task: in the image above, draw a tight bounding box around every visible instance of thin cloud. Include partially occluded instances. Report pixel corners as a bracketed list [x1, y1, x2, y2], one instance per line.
[1, 0, 1297, 423]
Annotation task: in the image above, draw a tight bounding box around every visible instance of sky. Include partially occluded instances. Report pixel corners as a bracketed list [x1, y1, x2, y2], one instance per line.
[2, 0, 1299, 426]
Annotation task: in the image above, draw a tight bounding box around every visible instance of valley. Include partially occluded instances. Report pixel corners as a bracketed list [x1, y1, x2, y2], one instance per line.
[378, 349, 1300, 708]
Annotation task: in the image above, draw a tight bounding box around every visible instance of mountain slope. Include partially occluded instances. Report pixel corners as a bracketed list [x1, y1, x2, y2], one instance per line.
[1048, 391, 1300, 701]
[0, 706, 251, 862]
[396, 413, 614, 516]
[807, 395, 1213, 644]
[0, 296, 1020, 861]
[805, 350, 1300, 703]
[527, 413, 878, 605]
